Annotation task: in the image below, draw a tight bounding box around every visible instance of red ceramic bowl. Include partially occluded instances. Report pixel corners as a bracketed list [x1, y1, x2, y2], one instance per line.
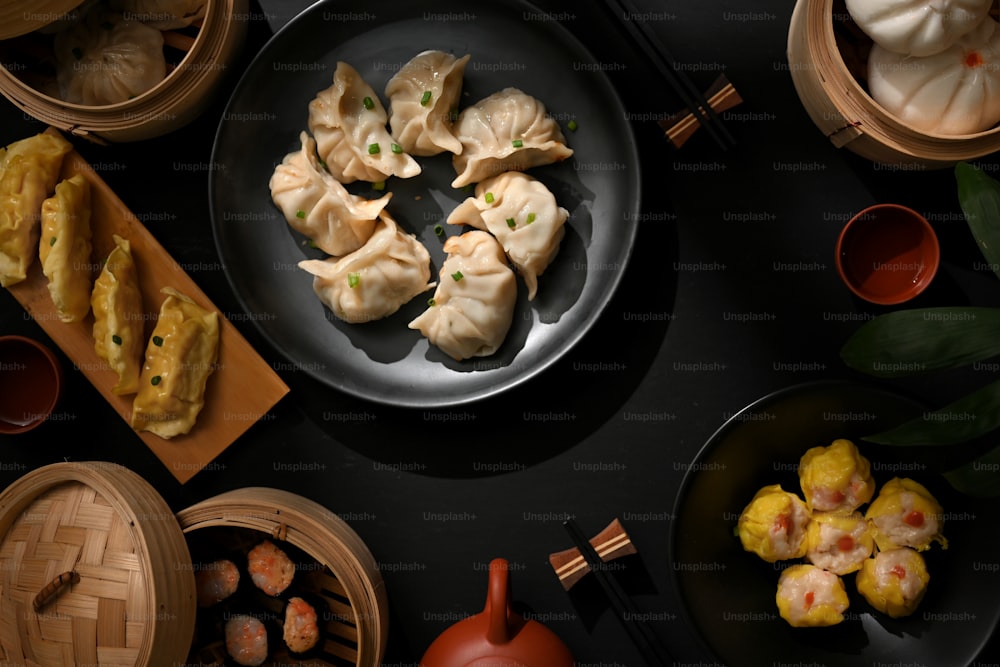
[0, 335, 62, 434]
[835, 204, 940, 305]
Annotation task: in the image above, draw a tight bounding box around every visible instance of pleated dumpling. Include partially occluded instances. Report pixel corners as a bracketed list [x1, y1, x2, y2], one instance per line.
[39, 174, 93, 322]
[0, 132, 73, 287]
[447, 171, 568, 300]
[408, 231, 517, 361]
[92, 235, 144, 395]
[451, 87, 573, 188]
[269, 132, 389, 256]
[298, 212, 434, 324]
[308, 61, 422, 183]
[385, 50, 470, 156]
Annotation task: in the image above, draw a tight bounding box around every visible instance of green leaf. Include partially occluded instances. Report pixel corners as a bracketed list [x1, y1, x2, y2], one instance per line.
[863, 378, 1000, 446]
[956, 161, 1000, 281]
[840, 307, 1000, 377]
[943, 442, 1000, 498]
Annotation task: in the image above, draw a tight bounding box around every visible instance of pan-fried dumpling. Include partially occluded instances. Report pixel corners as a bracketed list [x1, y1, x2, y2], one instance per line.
[53, 8, 166, 105]
[408, 231, 517, 360]
[269, 131, 389, 256]
[451, 87, 574, 188]
[385, 50, 470, 156]
[109, 0, 207, 29]
[39, 175, 93, 322]
[447, 171, 568, 300]
[308, 62, 422, 183]
[131, 287, 219, 438]
[0, 132, 73, 287]
[92, 235, 144, 395]
[298, 212, 434, 323]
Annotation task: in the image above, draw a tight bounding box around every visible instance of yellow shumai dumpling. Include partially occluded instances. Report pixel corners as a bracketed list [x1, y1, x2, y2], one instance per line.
[776, 563, 850, 627]
[131, 287, 219, 438]
[0, 132, 73, 287]
[39, 175, 93, 322]
[798, 438, 876, 512]
[92, 235, 144, 395]
[804, 511, 875, 575]
[865, 477, 947, 551]
[856, 547, 930, 618]
[737, 484, 811, 562]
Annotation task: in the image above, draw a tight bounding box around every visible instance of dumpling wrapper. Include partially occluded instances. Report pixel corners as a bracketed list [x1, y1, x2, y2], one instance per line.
[408, 230, 517, 361]
[92, 234, 144, 395]
[447, 171, 568, 300]
[845, 0, 993, 56]
[855, 547, 930, 618]
[385, 50, 470, 156]
[39, 174, 93, 322]
[131, 287, 219, 438]
[298, 212, 434, 323]
[269, 131, 389, 256]
[450, 87, 573, 188]
[308, 61, 422, 183]
[0, 132, 73, 287]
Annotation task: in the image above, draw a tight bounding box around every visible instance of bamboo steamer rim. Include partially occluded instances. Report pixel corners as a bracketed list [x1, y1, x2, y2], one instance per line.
[0, 0, 86, 40]
[787, 0, 1000, 166]
[176, 486, 390, 667]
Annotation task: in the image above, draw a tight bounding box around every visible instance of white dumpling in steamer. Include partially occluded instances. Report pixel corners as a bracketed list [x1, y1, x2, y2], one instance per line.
[53, 8, 167, 106]
[109, 0, 207, 29]
[308, 62, 422, 183]
[408, 231, 517, 361]
[385, 50, 470, 156]
[450, 87, 574, 188]
[269, 131, 389, 256]
[447, 171, 568, 300]
[297, 212, 434, 324]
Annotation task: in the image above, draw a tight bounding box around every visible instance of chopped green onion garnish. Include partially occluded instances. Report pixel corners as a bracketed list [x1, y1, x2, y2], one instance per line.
[348, 272, 360, 288]
[308, 239, 319, 249]
[390, 143, 403, 154]
[420, 90, 432, 106]
[368, 143, 380, 155]
[427, 297, 436, 307]
[372, 181, 386, 191]
[434, 224, 444, 236]
[49, 237, 56, 246]
[567, 119, 578, 132]
[512, 139, 524, 148]
[152, 335, 164, 347]
[112, 334, 122, 346]
[506, 217, 516, 229]
[526, 212, 536, 224]
[484, 192, 495, 204]
[295, 209, 306, 219]
[318, 158, 328, 171]
[151, 375, 161, 386]
[363, 96, 375, 110]
[451, 270, 464, 281]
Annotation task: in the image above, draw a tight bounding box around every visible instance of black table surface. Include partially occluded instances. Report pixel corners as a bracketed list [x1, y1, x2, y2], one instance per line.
[2, 0, 999, 664]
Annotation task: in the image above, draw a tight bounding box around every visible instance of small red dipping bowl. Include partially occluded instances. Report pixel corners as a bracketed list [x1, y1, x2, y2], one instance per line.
[0, 335, 63, 434]
[835, 204, 940, 305]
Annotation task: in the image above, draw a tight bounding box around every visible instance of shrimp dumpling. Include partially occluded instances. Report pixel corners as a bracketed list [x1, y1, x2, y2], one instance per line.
[269, 132, 389, 256]
[447, 171, 568, 299]
[308, 62, 421, 183]
[737, 484, 811, 562]
[385, 50, 470, 156]
[39, 175, 93, 322]
[408, 231, 517, 360]
[776, 564, 850, 627]
[451, 87, 573, 188]
[298, 212, 434, 323]
[109, 0, 207, 29]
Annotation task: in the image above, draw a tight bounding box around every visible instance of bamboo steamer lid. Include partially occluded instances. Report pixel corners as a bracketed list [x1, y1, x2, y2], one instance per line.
[0, 0, 86, 40]
[0, 462, 196, 666]
[786, 0, 1000, 168]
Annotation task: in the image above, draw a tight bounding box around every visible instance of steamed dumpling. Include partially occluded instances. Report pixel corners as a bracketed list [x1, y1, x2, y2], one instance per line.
[845, 0, 993, 56]
[298, 212, 434, 323]
[447, 171, 568, 300]
[92, 235, 144, 395]
[54, 7, 167, 105]
[451, 87, 573, 188]
[408, 230, 517, 360]
[385, 50, 470, 156]
[109, 0, 207, 29]
[308, 61, 422, 183]
[269, 132, 389, 256]
[39, 175, 93, 322]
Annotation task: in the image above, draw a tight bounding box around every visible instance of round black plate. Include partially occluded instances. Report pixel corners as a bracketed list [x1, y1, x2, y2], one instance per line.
[209, 0, 640, 407]
[670, 380, 1000, 666]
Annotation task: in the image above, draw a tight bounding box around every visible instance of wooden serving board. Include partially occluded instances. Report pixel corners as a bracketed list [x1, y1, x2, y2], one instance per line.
[5, 129, 289, 483]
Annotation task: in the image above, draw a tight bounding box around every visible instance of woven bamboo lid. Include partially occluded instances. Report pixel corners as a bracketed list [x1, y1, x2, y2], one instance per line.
[0, 462, 196, 666]
[0, 0, 86, 40]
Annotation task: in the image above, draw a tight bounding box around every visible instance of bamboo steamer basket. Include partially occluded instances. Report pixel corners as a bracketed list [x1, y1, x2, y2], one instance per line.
[786, 0, 1000, 168]
[0, 0, 248, 143]
[0, 462, 196, 667]
[177, 487, 389, 667]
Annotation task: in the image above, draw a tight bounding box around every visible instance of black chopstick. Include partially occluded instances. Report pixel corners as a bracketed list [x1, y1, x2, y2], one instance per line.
[563, 519, 672, 667]
[600, 0, 736, 150]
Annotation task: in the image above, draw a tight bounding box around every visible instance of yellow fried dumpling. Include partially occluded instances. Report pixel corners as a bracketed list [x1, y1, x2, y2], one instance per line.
[131, 287, 219, 438]
[39, 175, 93, 322]
[0, 132, 73, 287]
[776, 563, 850, 627]
[92, 235, 144, 395]
[856, 547, 930, 618]
[798, 438, 876, 512]
[737, 484, 810, 562]
[865, 477, 947, 551]
[804, 511, 874, 575]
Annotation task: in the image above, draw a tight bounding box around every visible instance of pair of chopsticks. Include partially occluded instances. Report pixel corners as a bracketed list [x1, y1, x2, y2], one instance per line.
[601, 0, 736, 151]
[563, 519, 673, 666]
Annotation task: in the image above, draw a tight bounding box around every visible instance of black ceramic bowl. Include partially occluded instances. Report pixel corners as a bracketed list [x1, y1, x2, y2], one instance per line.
[670, 380, 1000, 666]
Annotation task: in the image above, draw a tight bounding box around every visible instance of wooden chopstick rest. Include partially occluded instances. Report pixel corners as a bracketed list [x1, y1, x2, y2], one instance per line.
[659, 75, 743, 149]
[548, 518, 636, 590]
